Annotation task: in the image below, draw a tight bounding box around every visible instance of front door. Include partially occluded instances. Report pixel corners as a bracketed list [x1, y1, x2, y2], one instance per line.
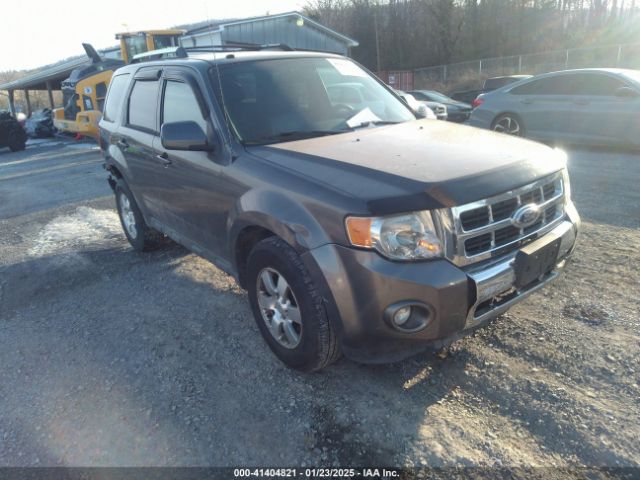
[151, 70, 239, 258]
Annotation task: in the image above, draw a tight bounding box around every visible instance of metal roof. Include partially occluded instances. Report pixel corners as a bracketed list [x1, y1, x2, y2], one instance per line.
[182, 12, 358, 47]
[0, 48, 120, 92]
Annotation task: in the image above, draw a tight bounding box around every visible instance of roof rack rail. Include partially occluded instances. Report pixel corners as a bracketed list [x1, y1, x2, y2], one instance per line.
[178, 42, 295, 54]
[129, 43, 297, 63]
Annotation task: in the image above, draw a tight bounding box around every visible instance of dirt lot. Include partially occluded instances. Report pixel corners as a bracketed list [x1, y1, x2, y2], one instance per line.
[0, 139, 638, 468]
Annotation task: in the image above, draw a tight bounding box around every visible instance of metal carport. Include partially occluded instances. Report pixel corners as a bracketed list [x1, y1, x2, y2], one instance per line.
[0, 48, 120, 116]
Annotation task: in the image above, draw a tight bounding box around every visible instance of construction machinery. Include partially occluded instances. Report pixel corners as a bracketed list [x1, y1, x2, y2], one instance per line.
[53, 30, 184, 138]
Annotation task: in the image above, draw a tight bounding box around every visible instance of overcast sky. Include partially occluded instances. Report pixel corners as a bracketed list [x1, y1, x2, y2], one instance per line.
[3, 0, 305, 71]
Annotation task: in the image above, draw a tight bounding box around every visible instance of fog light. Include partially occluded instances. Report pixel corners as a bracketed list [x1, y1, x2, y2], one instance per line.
[393, 306, 412, 326]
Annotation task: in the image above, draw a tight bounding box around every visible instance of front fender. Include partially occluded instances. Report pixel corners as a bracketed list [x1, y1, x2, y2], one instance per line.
[227, 187, 335, 258]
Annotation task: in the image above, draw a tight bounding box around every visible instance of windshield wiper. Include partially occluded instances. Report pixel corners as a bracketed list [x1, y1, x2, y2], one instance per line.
[350, 120, 402, 129]
[249, 130, 347, 145]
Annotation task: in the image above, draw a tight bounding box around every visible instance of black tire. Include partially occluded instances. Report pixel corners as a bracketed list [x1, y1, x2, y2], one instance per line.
[491, 113, 525, 137]
[246, 236, 341, 372]
[8, 130, 26, 152]
[114, 178, 163, 251]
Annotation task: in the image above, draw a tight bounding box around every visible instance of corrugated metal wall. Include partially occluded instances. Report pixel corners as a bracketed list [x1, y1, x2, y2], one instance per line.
[221, 17, 349, 55]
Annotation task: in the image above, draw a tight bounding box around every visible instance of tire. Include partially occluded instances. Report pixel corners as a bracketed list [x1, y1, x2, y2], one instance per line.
[246, 236, 341, 372]
[114, 178, 163, 251]
[491, 113, 525, 137]
[8, 130, 26, 152]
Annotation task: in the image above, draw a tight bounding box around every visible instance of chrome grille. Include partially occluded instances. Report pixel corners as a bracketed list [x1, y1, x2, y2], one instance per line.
[442, 173, 565, 265]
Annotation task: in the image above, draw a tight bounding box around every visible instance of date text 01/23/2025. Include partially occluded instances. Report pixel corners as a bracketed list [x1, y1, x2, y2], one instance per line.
[233, 468, 401, 478]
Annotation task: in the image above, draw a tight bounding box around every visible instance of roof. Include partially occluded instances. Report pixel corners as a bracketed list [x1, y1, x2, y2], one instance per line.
[0, 47, 120, 92]
[182, 11, 358, 47]
[115, 50, 344, 74]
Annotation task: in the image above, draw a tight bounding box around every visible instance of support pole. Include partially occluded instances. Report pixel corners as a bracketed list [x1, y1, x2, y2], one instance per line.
[24, 89, 32, 117]
[46, 81, 55, 109]
[8, 90, 16, 116]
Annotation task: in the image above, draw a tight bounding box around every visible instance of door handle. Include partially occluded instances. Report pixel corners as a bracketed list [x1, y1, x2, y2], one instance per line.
[520, 98, 533, 105]
[573, 99, 589, 106]
[117, 139, 129, 149]
[156, 152, 172, 167]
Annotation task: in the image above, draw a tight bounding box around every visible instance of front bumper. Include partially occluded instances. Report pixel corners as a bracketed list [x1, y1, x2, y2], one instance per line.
[447, 111, 471, 123]
[302, 215, 579, 363]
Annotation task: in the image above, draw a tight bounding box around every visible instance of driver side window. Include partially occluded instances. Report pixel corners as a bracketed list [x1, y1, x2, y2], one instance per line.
[162, 80, 208, 133]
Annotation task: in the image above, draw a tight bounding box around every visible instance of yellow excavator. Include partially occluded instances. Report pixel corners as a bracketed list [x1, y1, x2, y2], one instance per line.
[53, 30, 184, 138]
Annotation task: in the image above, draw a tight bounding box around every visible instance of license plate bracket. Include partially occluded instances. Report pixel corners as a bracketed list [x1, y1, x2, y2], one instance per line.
[514, 235, 561, 289]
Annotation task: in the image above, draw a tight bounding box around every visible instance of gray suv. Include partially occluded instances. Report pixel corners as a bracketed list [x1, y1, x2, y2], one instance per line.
[99, 48, 580, 371]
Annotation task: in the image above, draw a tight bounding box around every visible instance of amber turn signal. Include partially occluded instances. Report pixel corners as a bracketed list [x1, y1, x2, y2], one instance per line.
[345, 217, 373, 248]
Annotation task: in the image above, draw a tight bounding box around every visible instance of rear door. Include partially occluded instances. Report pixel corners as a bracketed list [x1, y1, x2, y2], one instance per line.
[508, 74, 575, 141]
[116, 67, 164, 220]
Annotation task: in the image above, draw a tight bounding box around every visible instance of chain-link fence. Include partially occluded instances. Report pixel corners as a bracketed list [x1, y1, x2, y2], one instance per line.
[412, 43, 640, 93]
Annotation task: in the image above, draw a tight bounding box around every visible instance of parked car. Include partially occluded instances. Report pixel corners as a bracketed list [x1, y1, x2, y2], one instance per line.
[396, 90, 447, 120]
[451, 75, 533, 105]
[394, 90, 436, 119]
[0, 110, 27, 152]
[468, 68, 640, 148]
[409, 90, 471, 122]
[24, 108, 56, 138]
[100, 49, 580, 371]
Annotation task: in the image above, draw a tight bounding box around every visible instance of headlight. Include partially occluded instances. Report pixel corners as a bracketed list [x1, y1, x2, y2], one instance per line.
[345, 211, 442, 260]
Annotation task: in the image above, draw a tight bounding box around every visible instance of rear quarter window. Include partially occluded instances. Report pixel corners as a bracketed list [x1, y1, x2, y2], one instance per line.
[102, 74, 130, 123]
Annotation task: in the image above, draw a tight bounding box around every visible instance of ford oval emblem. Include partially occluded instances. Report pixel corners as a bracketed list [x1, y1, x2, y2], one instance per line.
[511, 203, 541, 228]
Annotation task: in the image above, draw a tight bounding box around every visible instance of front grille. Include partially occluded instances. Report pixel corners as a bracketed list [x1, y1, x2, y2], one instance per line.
[451, 173, 565, 262]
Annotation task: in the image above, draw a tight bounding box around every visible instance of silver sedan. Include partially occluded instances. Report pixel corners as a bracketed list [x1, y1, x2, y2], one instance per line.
[467, 68, 640, 148]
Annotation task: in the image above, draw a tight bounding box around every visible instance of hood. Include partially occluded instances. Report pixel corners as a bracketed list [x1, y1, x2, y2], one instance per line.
[248, 120, 565, 215]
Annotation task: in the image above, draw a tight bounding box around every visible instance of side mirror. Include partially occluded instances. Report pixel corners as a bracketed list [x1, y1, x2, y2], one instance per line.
[161, 121, 214, 151]
[615, 86, 639, 99]
[415, 104, 428, 119]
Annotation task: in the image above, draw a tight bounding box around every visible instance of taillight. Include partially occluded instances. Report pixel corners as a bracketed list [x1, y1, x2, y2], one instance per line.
[472, 97, 484, 109]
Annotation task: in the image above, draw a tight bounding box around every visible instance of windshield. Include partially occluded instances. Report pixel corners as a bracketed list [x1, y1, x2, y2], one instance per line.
[214, 57, 415, 145]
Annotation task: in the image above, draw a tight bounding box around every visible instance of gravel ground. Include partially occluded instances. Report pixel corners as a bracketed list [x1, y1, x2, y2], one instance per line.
[0, 140, 638, 468]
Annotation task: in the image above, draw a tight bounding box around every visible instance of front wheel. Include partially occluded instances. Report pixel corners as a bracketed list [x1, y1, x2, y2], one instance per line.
[246, 237, 341, 372]
[492, 113, 525, 137]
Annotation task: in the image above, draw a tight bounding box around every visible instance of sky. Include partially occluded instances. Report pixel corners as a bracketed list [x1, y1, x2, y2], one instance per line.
[2, 0, 305, 71]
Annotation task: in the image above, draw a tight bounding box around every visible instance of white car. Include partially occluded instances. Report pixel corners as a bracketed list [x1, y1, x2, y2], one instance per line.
[395, 90, 445, 120]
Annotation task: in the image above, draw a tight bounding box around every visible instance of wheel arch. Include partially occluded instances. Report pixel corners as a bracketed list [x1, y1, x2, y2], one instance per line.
[228, 189, 334, 289]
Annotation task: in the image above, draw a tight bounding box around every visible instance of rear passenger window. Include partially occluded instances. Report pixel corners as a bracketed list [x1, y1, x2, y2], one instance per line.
[511, 76, 570, 95]
[569, 73, 627, 96]
[102, 74, 130, 122]
[162, 81, 208, 132]
[128, 80, 159, 131]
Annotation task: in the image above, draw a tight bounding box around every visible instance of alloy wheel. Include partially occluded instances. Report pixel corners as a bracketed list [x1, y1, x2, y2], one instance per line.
[493, 116, 522, 136]
[119, 193, 138, 240]
[256, 267, 302, 349]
